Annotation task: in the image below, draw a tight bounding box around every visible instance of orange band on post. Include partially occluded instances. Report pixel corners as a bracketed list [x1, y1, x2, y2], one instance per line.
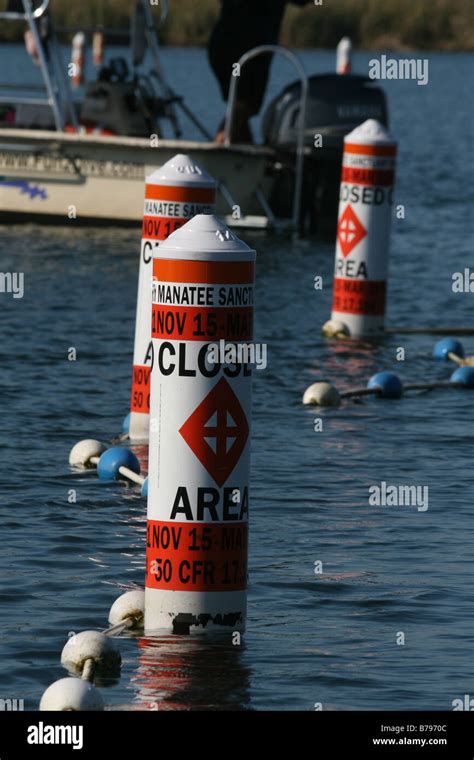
[344, 143, 397, 157]
[341, 167, 395, 186]
[153, 259, 255, 284]
[145, 185, 216, 203]
[146, 520, 248, 591]
[142, 216, 186, 240]
[152, 304, 253, 341]
[130, 364, 151, 414]
[332, 278, 386, 316]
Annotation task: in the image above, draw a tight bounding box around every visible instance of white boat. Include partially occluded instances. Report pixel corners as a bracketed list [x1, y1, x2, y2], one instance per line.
[0, 0, 389, 235]
[0, 128, 273, 227]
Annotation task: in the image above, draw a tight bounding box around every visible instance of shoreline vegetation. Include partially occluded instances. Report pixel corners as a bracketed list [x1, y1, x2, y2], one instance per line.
[1, 0, 473, 50]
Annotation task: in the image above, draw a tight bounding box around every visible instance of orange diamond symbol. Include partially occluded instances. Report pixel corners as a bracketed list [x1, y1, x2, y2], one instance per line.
[337, 205, 367, 257]
[179, 377, 249, 487]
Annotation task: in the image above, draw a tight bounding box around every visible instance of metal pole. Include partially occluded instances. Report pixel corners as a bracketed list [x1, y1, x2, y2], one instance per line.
[140, 0, 181, 138]
[21, 0, 64, 131]
[0, 0, 49, 19]
[224, 45, 308, 236]
[49, 24, 80, 130]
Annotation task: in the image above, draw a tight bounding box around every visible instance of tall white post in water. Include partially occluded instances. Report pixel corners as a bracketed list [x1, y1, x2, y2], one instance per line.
[71, 32, 86, 87]
[92, 30, 104, 67]
[336, 37, 352, 74]
[145, 215, 255, 634]
[128, 155, 216, 441]
[325, 119, 397, 339]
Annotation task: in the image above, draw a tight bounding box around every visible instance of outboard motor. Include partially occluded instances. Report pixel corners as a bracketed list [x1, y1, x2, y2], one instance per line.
[80, 58, 154, 136]
[80, 50, 176, 138]
[262, 73, 388, 235]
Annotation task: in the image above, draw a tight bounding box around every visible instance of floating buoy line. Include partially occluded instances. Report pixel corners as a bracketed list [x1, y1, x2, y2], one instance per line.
[69, 439, 148, 496]
[385, 327, 474, 336]
[322, 319, 474, 341]
[303, 340, 474, 407]
[40, 591, 145, 711]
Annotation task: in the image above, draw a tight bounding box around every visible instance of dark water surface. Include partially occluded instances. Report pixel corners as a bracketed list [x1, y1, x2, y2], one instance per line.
[0, 47, 472, 710]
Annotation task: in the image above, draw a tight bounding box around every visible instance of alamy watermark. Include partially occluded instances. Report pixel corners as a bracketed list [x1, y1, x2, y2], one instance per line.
[0, 271, 24, 298]
[452, 694, 474, 710]
[0, 697, 24, 710]
[369, 481, 429, 512]
[207, 339, 267, 371]
[452, 267, 473, 293]
[369, 55, 429, 86]
[27, 722, 83, 750]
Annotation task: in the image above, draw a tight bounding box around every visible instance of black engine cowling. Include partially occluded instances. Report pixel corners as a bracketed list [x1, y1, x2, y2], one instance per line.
[262, 73, 388, 236]
[262, 73, 388, 155]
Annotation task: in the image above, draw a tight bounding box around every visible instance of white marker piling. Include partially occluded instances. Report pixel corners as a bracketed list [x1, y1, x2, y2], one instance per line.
[145, 215, 255, 635]
[128, 154, 216, 441]
[71, 32, 86, 88]
[336, 37, 352, 74]
[92, 30, 104, 67]
[324, 119, 397, 339]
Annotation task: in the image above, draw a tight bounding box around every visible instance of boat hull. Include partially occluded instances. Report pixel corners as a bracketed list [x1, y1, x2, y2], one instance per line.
[0, 130, 271, 226]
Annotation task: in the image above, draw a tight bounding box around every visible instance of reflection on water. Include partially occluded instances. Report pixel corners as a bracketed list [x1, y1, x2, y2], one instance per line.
[132, 636, 251, 711]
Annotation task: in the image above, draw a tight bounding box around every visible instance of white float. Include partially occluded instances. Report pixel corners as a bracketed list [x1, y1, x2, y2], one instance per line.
[61, 631, 121, 676]
[39, 677, 104, 711]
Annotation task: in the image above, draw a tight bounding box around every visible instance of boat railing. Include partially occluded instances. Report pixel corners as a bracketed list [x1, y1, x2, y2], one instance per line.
[224, 44, 308, 236]
[0, 0, 182, 137]
[0, 0, 78, 131]
[0, 0, 49, 20]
